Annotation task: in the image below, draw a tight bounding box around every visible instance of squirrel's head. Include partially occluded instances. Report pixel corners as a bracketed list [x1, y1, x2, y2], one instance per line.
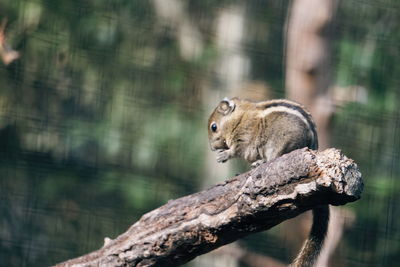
[207, 97, 236, 151]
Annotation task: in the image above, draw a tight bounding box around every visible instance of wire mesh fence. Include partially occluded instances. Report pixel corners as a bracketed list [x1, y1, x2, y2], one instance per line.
[0, 0, 399, 266]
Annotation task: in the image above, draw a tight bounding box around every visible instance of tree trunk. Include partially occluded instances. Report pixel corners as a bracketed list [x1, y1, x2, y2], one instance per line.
[285, 1, 341, 266]
[285, 0, 338, 149]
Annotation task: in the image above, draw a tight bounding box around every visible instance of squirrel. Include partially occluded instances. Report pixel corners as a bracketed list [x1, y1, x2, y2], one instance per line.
[207, 97, 329, 267]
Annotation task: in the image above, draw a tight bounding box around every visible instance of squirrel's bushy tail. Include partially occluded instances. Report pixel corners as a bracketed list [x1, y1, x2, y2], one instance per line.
[291, 205, 330, 267]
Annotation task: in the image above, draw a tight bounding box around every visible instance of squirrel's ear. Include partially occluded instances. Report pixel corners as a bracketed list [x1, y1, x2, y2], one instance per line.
[217, 97, 235, 115]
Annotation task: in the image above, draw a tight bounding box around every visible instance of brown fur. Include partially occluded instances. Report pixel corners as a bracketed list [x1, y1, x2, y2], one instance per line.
[208, 97, 329, 266]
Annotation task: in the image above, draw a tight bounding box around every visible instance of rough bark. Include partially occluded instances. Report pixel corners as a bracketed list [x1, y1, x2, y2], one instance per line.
[54, 148, 363, 267]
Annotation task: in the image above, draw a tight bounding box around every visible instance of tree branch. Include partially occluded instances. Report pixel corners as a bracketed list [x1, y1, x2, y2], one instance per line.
[54, 148, 363, 267]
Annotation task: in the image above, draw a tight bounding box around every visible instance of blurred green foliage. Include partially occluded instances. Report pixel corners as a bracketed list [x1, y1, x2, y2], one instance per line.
[0, 0, 399, 266]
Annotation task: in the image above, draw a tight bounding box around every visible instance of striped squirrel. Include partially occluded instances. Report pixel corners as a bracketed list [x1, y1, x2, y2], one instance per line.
[207, 97, 329, 267]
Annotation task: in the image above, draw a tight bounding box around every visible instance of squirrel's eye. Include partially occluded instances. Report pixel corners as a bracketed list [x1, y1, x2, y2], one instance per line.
[210, 122, 217, 132]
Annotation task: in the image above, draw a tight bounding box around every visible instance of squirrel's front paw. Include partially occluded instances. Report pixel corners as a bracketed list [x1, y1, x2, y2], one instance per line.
[216, 149, 231, 163]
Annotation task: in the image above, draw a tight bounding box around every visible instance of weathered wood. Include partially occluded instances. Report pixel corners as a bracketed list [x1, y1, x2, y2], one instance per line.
[54, 148, 363, 267]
